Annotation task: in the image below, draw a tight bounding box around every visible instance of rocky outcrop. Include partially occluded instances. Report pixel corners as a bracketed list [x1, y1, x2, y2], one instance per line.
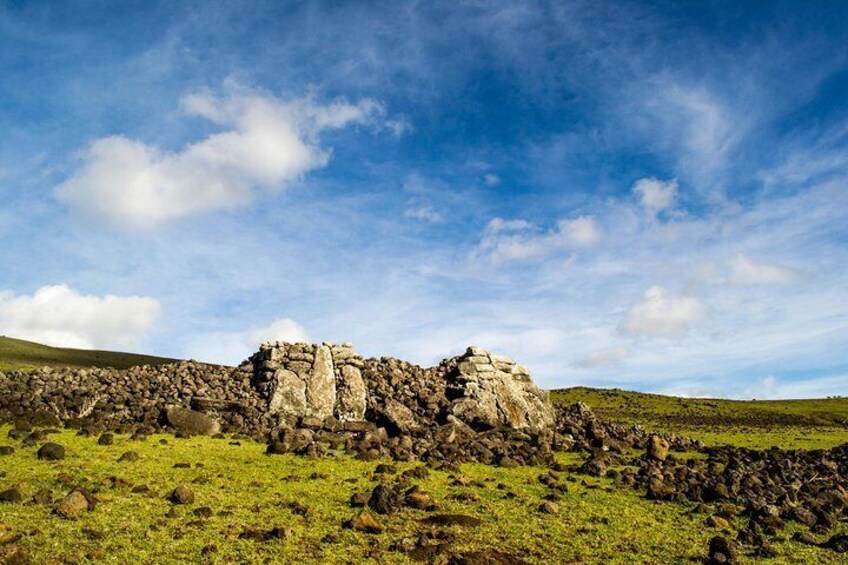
[445, 347, 554, 432]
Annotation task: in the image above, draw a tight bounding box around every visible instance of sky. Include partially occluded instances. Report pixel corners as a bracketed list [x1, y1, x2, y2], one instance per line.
[1, 1, 847, 399]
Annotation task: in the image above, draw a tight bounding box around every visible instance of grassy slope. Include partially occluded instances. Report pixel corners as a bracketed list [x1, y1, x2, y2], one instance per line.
[552, 387, 848, 450]
[0, 335, 180, 371]
[2, 427, 845, 565]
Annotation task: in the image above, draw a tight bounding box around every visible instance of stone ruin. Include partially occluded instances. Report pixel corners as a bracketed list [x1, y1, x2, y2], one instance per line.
[249, 342, 368, 424]
[0, 342, 558, 465]
[247, 342, 555, 435]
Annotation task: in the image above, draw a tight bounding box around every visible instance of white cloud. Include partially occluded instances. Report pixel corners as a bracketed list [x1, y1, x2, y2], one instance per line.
[632, 177, 678, 217]
[0, 285, 160, 350]
[179, 317, 310, 365]
[248, 317, 310, 346]
[728, 254, 798, 286]
[474, 216, 600, 264]
[404, 205, 444, 223]
[483, 173, 501, 186]
[55, 88, 383, 229]
[573, 346, 630, 368]
[619, 286, 707, 338]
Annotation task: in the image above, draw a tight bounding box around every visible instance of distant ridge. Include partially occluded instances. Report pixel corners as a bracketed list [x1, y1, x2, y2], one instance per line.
[0, 335, 181, 371]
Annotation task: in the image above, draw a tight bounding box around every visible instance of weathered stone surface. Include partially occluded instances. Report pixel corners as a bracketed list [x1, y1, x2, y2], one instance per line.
[268, 369, 306, 419]
[647, 435, 670, 461]
[54, 488, 94, 518]
[165, 406, 221, 436]
[307, 346, 336, 420]
[336, 365, 366, 421]
[448, 347, 554, 432]
[383, 399, 420, 434]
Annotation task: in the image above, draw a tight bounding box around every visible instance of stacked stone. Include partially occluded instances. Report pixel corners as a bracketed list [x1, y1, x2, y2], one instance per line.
[246, 341, 367, 426]
[445, 346, 555, 432]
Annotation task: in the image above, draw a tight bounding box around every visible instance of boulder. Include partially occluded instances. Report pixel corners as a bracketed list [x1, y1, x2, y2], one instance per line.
[268, 369, 306, 419]
[447, 347, 554, 432]
[164, 406, 221, 436]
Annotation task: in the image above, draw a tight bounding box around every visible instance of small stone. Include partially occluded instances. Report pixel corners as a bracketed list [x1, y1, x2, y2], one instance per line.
[344, 511, 383, 534]
[0, 446, 14, 456]
[37, 443, 65, 461]
[54, 488, 95, 518]
[368, 484, 401, 515]
[97, 433, 114, 446]
[405, 492, 435, 510]
[193, 506, 213, 518]
[169, 485, 195, 505]
[707, 535, 737, 564]
[118, 451, 139, 462]
[706, 516, 730, 530]
[349, 492, 370, 507]
[0, 544, 31, 565]
[539, 501, 560, 515]
[0, 487, 23, 503]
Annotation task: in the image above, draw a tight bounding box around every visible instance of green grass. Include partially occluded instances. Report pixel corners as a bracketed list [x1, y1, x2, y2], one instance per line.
[552, 387, 848, 450]
[0, 335, 181, 371]
[1, 427, 845, 564]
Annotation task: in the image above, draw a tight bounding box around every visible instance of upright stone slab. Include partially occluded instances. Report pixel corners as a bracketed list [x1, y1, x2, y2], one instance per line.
[268, 369, 307, 419]
[307, 345, 336, 419]
[337, 364, 366, 421]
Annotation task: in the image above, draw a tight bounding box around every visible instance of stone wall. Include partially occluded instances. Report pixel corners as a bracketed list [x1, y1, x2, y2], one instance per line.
[0, 341, 561, 465]
[247, 342, 367, 424]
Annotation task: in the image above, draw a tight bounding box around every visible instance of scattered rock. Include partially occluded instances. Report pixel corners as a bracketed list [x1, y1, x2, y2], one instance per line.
[169, 485, 195, 505]
[36, 443, 65, 461]
[707, 535, 737, 564]
[54, 488, 95, 518]
[538, 501, 560, 515]
[97, 433, 114, 446]
[0, 487, 22, 503]
[368, 484, 401, 515]
[344, 511, 383, 534]
[118, 451, 139, 462]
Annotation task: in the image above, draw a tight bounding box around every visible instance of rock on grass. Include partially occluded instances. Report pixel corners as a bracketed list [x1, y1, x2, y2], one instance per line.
[169, 485, 195, 505]
[344, 511, 383, 534]
[36, 443, 65, 461]
[54, 488, 95, 518]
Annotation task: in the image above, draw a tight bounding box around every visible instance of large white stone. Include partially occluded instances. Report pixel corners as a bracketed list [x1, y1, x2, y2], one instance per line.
[336, 364, 367, 421]
[268, 369, 307, 419]
[307, 345, 336, 419]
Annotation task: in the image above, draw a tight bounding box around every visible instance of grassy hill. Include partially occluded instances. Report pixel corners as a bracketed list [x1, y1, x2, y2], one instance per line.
[552, 386, 848, 450]
[0, 335, 180, 371]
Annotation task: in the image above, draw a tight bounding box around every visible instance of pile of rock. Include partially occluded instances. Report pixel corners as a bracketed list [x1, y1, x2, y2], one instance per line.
[0, 361, 264, 433]
[0, 342, 558, 465]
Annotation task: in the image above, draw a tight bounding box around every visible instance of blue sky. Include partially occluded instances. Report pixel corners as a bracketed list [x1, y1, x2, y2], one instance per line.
[1, 1, 847, 398]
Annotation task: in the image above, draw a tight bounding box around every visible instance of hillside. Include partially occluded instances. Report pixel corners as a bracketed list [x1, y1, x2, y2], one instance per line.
[0, 335, 181, 371]
[552, 386, 848, 450]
